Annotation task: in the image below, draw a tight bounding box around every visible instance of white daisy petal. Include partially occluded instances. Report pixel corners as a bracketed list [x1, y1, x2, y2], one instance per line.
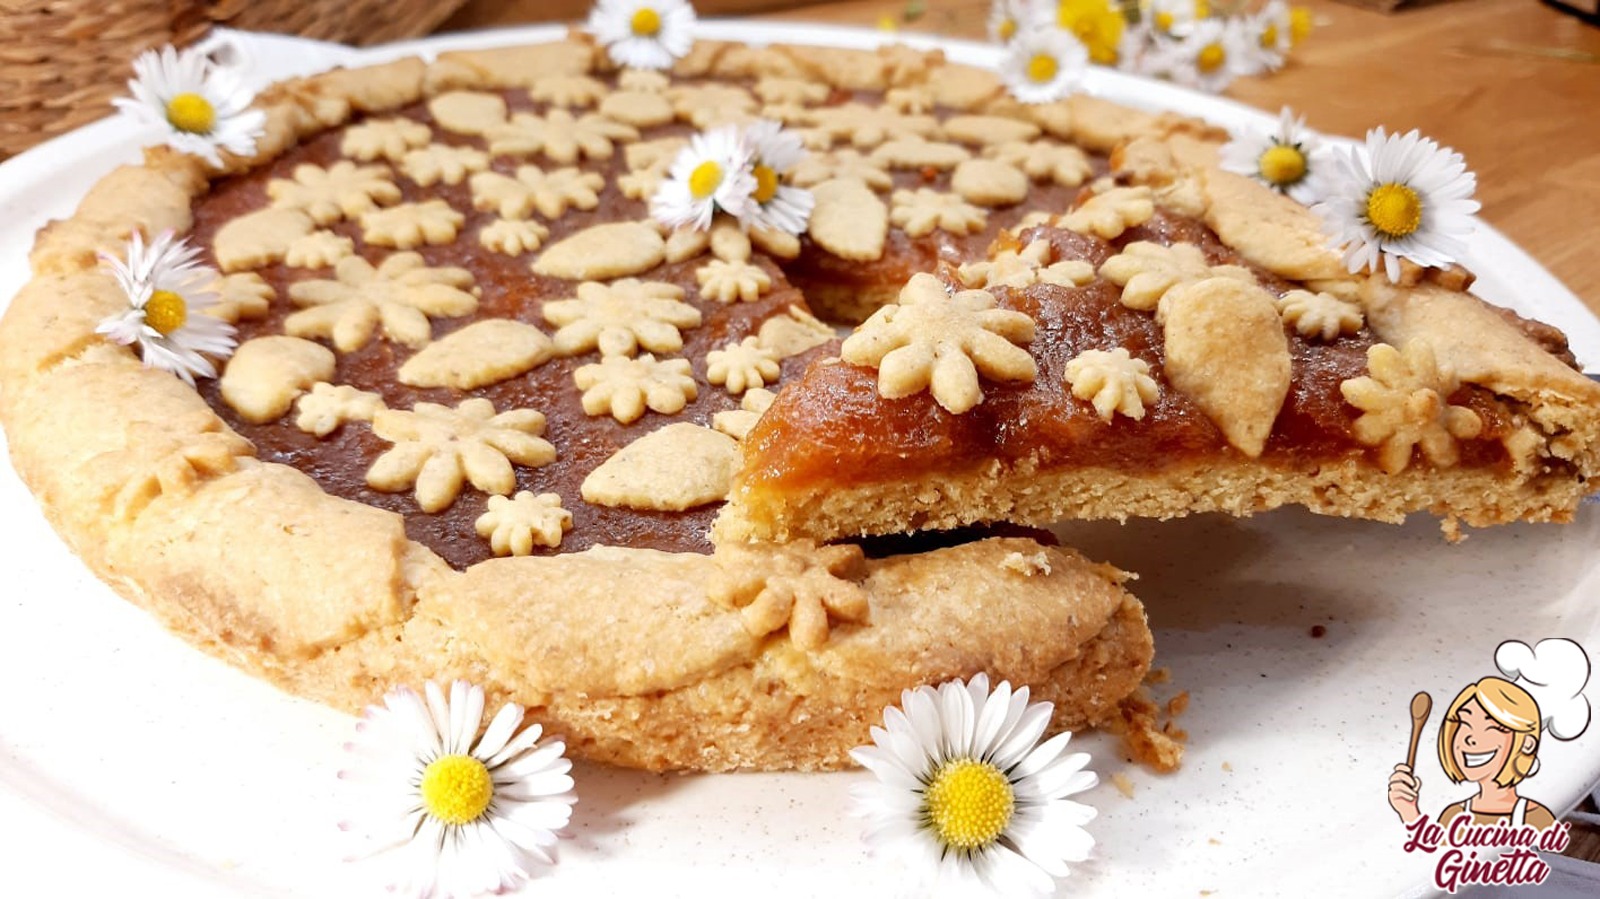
[848, 674, 1097, 896]
[341, 680, 578, 896]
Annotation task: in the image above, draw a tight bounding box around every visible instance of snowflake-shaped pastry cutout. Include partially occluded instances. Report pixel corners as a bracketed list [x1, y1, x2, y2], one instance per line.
[573, 353, 698, 424]
[285, 252, 477, 351]
[367, 398, 556, 513]
[709, 541, 869, 651]
[984, 140, 1092, 187]
[1098, 241, 1255, 312]
[618, 164, 668, 201]
[266, 161, 400, 225]
[294, 382, 385, 437]
[469, 166, 605, 220]
[706, 337, 780, 396]
[696, 258, 772, 303]
[840, 273, 1037, 414]
[1340, 341, 1484, 474]
[803, 103, 938, 149]
[1277, 289, 1365, 341]
[889, 188, 988, 237]
[340, 118, 432, 163]
[1064, 348, 1161, 421]
[479, 219, 549, 256]
[474, 491, 573, 555]
[400, 143, 490, 187]
[284, 230, 354, 269]
[543, 279, 703, 357]
[528, 74, 609, 108]
[485, 109, 639, 164]
[956, 239, 1095, 290]
[667, 83, 758, 128]
[789, 149, 894, 192]
[203, 272, 273, 323]
[1057, 186, 1156, 240]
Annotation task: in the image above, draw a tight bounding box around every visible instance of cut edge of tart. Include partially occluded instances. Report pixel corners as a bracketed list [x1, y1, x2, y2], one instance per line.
[714, 135, 1600, 546]
[0, 35, 1198, 773]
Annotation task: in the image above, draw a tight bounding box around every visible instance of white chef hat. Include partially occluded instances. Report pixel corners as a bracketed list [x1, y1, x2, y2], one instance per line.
[1495, 638, 1592, 742]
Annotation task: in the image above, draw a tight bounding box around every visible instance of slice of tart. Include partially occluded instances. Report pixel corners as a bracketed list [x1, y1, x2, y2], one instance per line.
[716, 137, 1600, 545]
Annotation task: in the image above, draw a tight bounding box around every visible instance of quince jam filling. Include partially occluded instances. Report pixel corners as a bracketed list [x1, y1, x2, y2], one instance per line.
[738, 210, 1519, 493]
[186, 81, 1085, 570]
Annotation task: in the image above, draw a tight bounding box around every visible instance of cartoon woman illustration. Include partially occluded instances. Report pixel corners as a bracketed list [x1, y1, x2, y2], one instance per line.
[1387, 638, 1590, 830]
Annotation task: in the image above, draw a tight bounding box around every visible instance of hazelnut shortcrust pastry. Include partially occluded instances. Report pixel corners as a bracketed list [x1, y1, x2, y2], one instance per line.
[716, 134, 1600, 546]
[0, 36, 1248, 773]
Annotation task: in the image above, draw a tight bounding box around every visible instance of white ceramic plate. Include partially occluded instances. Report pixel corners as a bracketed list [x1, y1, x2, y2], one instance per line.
[1, 23, 1596, 899]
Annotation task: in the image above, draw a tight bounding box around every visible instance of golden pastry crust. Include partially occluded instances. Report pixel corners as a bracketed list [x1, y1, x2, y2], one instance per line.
[0, 36, 1188, 772]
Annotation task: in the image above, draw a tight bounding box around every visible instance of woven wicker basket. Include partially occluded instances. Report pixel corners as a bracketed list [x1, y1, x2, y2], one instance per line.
[1, 0, 470, 160]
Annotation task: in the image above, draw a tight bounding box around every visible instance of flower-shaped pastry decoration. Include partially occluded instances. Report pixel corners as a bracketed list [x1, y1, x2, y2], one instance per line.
[543, 279, 703, 357]
[588, 0, 697, 70]
[339, 681, 576, 898]
[96, 230, 237, 385]
[1000, 26, 1089, 105]
[1340, 341, 1484, 474]
[475, 491, 574, 555]
[470, 166, 606, 221]
[400, 143, 491, 188]
[696, 258, 772, 303]
[367, 398, 556, 512]
[112, 45, 266, 167]
[267, 161, 401, 225]
[203, 272, 274, 324]
[294, 382, 385, 437]
[573, 353, 698, 424]
[984, 141, 1092, 188]
[360, 200, 466, 249]
[841, 273, 1037, 415]
[957, 238, 1095, 291]
[889, 188, 988, 237]
[529, 74, 610, 108]
[1220, 106, 1328, 205]
[789, 149, 894, 192]
[486, 109, 639, 163]
[1064, 347, 1161, 421]
[666, 83, 759, 128]
[479, 218, 550, 256]
[1056, 186, 1155, 240]
[1276, 289, 1363, 341]
[285, 253, 477, 351]
[850, 674, 1099, 897]
[1097, 241, 1254, 311]
[706, 337, 781, 396]
[1312, 127, 1480, 283]
[340, 117, 432, 163]
[803, 102, 938, 149]
[709, 541, 869, 650]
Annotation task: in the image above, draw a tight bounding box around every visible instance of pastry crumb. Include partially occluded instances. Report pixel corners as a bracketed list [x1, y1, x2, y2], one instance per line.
[1000, 550, 1052, 576]
[1221, 761, 1233, 772]
[1111, 771, 1135, 798]
[1166, 690, 1190, 717]
[1110, 687, 1186, 773]
[1146, 666, 1171, 685]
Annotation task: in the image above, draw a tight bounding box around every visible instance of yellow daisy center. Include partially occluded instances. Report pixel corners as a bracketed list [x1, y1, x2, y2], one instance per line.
[688, 160, 724, 200]
[630, 6, 662, 37]
[752, 164, 779, 204]
[1260, 22, 1279, 49]
[1258, 144, 1306, 186]
[923, 758, 1015, 850]
[143, 289, 189, 336]
[165, 93, 216, 135]
[998, 17, 1018, 41]
[1290, 6, 1313, 44]
[1365, 183, 1423, 238]
[1194, 0, 1211, 17]
[1197, 43, 1227, 74]
[1154, 11, 1175, 32]
[419, 754, 494, 826]
[1026, 53, 1060, 84]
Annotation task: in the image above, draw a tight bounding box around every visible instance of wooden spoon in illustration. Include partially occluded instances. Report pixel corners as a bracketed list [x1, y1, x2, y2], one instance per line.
[1407, 692, 1433, 769]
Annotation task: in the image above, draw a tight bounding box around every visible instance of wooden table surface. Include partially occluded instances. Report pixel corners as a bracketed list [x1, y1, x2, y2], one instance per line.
[441, 0, 1600, 861]
[445, 0, 1600, 322]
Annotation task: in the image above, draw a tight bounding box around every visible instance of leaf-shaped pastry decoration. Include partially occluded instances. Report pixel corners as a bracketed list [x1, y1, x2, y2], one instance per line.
[219, 336, 336, 424]
[808, 178, 888, 262]
[1159, 277, 1290, 458]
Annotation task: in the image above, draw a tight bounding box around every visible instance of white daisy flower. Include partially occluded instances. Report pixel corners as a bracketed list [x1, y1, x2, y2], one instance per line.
[1159, 17, 1252, 93]
[587, 0, 696, 70]
[1219, 107, 1328, 205]
[339, 681, 578, 899]
[1143, 0, 1206, 38]
[740, 119, 814, 235]
[987, 0, 1036, 43]
[850, 674, 1098, 898]
[1000, 27, 1090, 105]
[650, 124, 757, 231]
[1242, 0, 1293, 73]
[95, 230, 236, 386]
[1312, 127, 1480, 282]
[111, 45, 266, 168]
